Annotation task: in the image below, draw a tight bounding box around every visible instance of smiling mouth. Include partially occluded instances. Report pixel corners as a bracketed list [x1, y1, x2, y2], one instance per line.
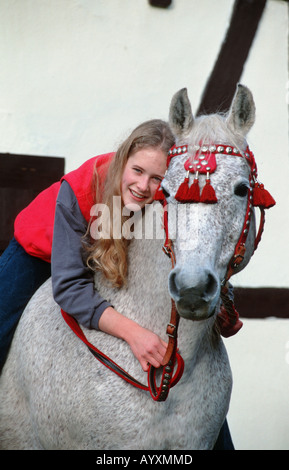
[130, 189, 147, 200]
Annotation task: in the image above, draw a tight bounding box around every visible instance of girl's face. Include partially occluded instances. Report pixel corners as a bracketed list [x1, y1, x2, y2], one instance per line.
[121, 147, 167, 210]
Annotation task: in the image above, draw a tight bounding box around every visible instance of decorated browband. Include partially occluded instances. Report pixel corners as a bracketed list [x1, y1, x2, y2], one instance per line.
[154, 144, 275, 209]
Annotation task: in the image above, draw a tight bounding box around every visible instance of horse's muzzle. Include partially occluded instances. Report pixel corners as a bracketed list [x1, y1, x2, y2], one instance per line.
[168, 266, 220, 320]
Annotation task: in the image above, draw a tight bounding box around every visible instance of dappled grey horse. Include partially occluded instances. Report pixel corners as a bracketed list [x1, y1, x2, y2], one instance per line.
[0, 85, 274, 449]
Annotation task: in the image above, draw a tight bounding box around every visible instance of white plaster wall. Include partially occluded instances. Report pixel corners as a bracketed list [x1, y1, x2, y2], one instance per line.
[225, 318, 289, 450]
[225, 3, 289, 449]
[0, 0, 288, 450]
[0, 0, 234, 169]
[233, 0, 289, 289]
[0, 0, 287, 289]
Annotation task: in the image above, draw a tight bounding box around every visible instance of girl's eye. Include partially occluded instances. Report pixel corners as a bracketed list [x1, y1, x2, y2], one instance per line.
[153, 176, 163, 184]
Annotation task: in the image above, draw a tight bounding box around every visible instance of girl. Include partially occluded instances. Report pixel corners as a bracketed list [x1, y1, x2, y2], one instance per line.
[0, 119, 174, 373]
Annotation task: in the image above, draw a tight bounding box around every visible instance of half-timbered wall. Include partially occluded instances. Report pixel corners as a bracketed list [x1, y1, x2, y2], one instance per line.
[0, 0, 288, 450]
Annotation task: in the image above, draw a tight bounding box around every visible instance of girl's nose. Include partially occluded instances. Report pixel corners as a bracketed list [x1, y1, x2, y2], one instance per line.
[137, 176, 150, 193]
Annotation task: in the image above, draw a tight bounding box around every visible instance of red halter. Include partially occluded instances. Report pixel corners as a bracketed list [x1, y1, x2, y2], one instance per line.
[154, 143, 275, 280]
[154, 143, 276, 338]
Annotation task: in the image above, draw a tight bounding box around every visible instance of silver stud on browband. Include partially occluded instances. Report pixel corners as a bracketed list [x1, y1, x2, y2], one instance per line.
[169, 146, 188, 156]
[168, 143, 245, 163]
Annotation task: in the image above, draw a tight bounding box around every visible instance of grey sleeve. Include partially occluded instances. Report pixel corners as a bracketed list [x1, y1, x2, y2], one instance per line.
[51, 180, 112, 330]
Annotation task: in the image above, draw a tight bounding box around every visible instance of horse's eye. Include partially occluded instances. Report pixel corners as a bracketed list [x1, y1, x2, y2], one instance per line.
[234, 183, 248, 198]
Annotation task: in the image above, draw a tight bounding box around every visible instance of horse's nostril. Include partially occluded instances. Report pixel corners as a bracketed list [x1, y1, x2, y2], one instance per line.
[168, 269, 180, 301]
[203, 273, 219, 301]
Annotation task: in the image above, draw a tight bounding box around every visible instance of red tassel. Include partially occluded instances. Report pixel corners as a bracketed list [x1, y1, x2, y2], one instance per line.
[200, 178, 218, 204]
[187, 177, 200, 202]
[252, 182, 276, 209]
[175, 177, 190, 202]
[216, 304, 243, 338]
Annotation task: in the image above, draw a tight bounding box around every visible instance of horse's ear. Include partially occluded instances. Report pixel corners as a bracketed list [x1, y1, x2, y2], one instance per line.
[169, 88, 194, 139]
[227, 84, 256, 136]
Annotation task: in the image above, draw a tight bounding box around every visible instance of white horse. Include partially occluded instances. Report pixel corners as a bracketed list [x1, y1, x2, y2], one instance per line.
[0, 85, 266, 450]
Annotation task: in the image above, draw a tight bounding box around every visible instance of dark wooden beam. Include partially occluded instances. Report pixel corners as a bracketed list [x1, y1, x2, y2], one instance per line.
[148, 0, 172, 8]
[234, 287, 289, 319]
[0, 153, 65, 253]
[196, 0, 267, 116]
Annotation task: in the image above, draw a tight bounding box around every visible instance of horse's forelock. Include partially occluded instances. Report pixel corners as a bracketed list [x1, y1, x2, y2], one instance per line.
[186, 114, 248, 155]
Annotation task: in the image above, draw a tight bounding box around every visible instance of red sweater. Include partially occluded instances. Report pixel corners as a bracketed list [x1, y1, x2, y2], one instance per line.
[14, 152, 114, 263]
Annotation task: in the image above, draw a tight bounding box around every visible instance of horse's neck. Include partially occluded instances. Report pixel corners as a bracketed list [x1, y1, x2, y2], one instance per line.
[94, 203, 217, 360]
[126, 206, 216, 354]
[126, 234, 171, 332]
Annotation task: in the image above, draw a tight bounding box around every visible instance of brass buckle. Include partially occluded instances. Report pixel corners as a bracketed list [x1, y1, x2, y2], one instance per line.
[167, 322, 177, 338]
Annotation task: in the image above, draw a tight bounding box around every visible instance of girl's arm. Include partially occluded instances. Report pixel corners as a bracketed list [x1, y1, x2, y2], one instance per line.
[52, 180, 167, 371]
[51, 180, 111, 330]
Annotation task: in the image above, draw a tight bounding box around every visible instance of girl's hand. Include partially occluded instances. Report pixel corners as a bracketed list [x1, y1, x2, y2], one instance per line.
[125, 325, 168, 372]
[98, 307, 168, 372]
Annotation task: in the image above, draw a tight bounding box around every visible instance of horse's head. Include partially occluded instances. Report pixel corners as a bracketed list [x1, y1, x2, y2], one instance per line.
[159, 85, 273, 322]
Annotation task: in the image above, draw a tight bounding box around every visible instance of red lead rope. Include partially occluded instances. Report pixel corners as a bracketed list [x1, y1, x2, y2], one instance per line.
[61, 309, 184, 401]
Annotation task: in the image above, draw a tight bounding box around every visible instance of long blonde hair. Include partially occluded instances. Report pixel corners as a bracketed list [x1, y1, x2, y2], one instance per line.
[85, 119, 175, 287]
